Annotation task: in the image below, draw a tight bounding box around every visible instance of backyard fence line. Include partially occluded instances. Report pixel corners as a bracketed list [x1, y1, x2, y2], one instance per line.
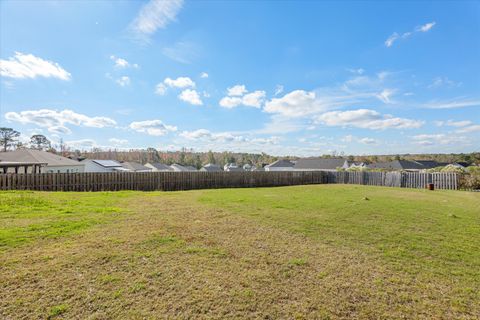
[0, 171, 459, 191]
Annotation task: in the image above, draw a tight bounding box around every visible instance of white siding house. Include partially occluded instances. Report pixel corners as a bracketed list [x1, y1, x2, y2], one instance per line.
[82, 159, 128, 172]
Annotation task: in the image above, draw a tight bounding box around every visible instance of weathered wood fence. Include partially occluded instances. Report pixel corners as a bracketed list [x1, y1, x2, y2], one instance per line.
[0, 171, 459, 191]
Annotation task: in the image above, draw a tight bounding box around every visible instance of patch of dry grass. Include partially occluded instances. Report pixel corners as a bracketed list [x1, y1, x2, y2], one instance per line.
[1, 186, 479, 319]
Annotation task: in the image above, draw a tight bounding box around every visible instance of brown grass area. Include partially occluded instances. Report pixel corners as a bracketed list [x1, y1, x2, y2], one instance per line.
[1, 191, 478, 319]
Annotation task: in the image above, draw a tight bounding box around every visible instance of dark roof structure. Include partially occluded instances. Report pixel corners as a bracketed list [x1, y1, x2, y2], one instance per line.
[294, 158, 347, 170]
[91, 160, 122, 168]
[0, 149, 84, 167]
[414, 160, 448, 169]
[367, 160, 425, 170]
[200, 163, 222, 172]
[265, 159, 295, 168]
[146, 162, 172, 171]
[120, 162, 152, 172]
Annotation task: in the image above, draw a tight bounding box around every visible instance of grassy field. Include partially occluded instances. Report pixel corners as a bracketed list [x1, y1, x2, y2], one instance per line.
[1, 185, 479, 319]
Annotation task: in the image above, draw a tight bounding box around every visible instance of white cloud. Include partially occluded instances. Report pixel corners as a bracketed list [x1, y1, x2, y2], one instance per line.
[385, 21, 436, 47]
[227, 84, 248, 96]
[455, 125, 480, 133]
[0, 52, 71, 80]
[242, 91, 266, 108]
[155, 76, 195, 95]
[220, 85, 265, 108]
[109, 138, 129, 146]
[411, 133, 467, 146]
[110, 55, 138, 69]
[385, 33, 399, 47]
[179, 129, 279, 146]
[423, 98, 480, 109]
[200, 72, 209, 78]
[342, 134, 379, 145]
[130, 0, 183, 40]
[155, 83, 167, 95]
[416, 22, 436, 32]
[435, 120, 472, 127]
[129, 119, 177, 136]
[164, 76, 195, 88]
[65, 139, 97, 149]
[5, 109, 117, 129]
[264, 90, 329, 117]
[358, 137, 378, 145]
[116, 76, 130, 87]
[315, 109, 423, 130]
[219, 96, 243, 108]
[178, 89, 203, 106]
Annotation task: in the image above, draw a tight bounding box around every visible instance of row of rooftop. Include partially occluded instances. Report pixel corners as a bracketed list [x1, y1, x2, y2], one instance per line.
[0, 149, 474, 174]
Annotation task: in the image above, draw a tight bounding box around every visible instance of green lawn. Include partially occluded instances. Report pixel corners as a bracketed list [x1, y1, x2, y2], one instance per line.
[1, 185, 479, 319]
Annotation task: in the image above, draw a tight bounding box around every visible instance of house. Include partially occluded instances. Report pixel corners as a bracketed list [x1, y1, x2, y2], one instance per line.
[170, 163, 197, 172]
[367, 160, 426, 171]
[0, 149, 84, 173]
[294, 158, 349, 171]
[120, 162, 152, 172]
[145, 162, 173, 172]
[82, 159, 128, 172]
[264, 159, 295, 171]
[224, 163, 243, 172]
[243, 164, 253, 171]
[200, 163, 222, 172]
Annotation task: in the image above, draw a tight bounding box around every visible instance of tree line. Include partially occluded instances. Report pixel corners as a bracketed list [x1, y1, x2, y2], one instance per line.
[1, 127, 479, 168]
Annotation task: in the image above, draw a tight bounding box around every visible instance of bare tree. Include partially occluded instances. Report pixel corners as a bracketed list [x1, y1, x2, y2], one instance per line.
[0, 127, 20, 152]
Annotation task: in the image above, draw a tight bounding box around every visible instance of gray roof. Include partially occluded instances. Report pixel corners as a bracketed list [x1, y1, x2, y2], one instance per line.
[121, 162, 152, 171]
[294, 158, 346, 170]
[91, 160, 122, 168]
[367, 160, 425, 170]
[0, 149, 84, 167]
[201, 163, 222, 172]
[146, 162, 172, 171]
[170, 163, 196, 172]
[414, 160, 448, 169]
[266, 159, 294, 168]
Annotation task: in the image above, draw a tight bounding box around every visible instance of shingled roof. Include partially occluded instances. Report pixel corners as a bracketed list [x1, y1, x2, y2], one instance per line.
[294, 158, 347, 170]
[0, 149, 83, 167]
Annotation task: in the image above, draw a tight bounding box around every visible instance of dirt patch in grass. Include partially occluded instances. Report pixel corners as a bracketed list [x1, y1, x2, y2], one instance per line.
[1, 186, 479, 319]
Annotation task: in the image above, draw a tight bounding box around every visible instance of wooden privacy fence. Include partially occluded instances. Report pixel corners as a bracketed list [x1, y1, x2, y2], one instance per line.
[0, 171, 459, 192]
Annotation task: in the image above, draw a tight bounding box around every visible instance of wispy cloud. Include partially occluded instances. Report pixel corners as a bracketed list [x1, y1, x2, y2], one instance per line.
[116, 76, 130, 87]
[130, 0, 183, 42]
[5, 109, 116, 131]
[315, 109, 423, 130]
[385, 21, 436, 47]
[129, 119, 177, 136]
[423, 98, 480, 109]
[162, 41, 199, 64]
[0, 52, 71, 80]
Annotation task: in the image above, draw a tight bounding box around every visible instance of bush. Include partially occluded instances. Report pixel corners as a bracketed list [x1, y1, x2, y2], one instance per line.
[460, 167, 480, 190]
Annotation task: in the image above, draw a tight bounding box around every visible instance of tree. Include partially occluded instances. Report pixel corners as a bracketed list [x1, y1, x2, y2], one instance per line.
[207, 150, 216, 164]
[0, 127, 20, 152]
[30, 134, 51, 151]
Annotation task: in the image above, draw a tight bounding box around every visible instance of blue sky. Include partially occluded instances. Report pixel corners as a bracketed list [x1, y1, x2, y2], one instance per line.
[1, 0, 479, 156]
